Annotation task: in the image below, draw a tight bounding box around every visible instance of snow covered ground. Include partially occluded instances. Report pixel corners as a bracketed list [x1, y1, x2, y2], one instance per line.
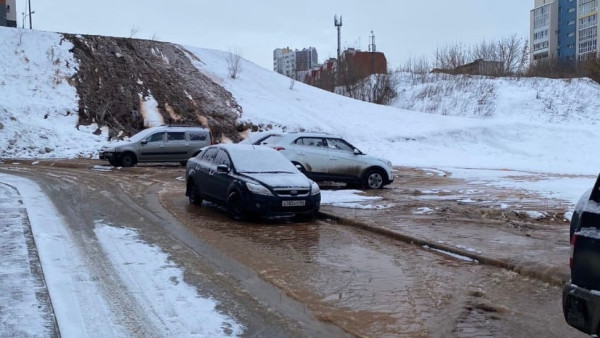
[1, 27, 599, 336]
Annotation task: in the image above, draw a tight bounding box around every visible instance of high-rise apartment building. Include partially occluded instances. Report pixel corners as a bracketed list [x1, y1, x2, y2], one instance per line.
[273, 48, 296, 77]
[0, 0, 17, 28]
[295, 48, 318, 72]
[577, 0, 598, 60]
[531, 0, 600, 64]
[273, 47, 318, 77]
[531, 0, 559, 62]
[558, 0, 577, 61]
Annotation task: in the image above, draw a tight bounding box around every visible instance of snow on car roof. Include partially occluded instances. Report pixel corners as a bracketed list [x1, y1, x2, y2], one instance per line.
[217, 144, 299, 173]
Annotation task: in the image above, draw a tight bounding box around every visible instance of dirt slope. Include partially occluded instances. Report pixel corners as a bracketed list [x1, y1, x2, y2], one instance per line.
[64, 34, 244, 142]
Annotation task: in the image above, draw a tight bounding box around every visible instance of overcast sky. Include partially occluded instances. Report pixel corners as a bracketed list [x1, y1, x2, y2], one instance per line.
[20, 0, 532, 70]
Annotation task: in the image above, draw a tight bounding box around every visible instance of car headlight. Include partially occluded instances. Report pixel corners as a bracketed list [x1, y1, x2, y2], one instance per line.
[246, 182, 273, 196]
[310, 181, 320, 195]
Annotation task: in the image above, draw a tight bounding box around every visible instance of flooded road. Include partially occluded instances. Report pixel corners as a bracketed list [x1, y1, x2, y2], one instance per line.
[0, 160, 586, 337]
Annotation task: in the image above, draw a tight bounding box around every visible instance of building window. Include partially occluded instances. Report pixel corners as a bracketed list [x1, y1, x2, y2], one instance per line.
[534, 29, 549, 40]
[579, 0, 598, 15]
[569, 20, 576, 25]
[579, 39, 597, 54]
[534, 6, 551, 29]
[534, 41, 549, 51]
[6, 5, 10, 13]
[568, 32, 576, 37]
[579, 14, 598, 29]
[534, 52, 549, 60]
[579, 26, 597, 41]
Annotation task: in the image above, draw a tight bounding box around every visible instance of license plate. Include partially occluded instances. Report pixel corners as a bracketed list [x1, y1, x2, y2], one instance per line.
[282, 200, 305, 207]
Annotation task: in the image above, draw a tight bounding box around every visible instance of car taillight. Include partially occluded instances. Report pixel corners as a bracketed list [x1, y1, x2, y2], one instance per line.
[569, 234, 578, 269]
[273, 146, 285, 151]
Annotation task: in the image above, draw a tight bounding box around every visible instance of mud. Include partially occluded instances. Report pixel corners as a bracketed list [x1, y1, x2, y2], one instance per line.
[0, 159, 587, 337]
[64, 34, 244, 142]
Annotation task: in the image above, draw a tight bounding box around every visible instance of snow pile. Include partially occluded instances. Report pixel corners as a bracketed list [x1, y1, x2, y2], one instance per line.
[0, 28, 105, 159]
[393, 72, 600, 125]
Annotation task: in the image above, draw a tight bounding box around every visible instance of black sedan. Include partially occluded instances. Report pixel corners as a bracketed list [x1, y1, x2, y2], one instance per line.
[185, 144, 321, 220]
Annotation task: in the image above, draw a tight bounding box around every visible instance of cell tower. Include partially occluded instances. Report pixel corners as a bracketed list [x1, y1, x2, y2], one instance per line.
[334, 15, 342, 61]
[369, 30, 376, 75]
[369, 30, 376, 52]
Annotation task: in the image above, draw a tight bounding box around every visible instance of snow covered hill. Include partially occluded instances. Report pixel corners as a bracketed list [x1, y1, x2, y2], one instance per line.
[1, 27, 599, 203]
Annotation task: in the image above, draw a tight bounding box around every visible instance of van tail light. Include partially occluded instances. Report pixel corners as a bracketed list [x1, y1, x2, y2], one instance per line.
[569, 234, 578, 269]
[273, 146, 286, 151]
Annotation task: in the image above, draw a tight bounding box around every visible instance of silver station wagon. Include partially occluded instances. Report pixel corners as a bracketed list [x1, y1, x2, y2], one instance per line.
[99, 125, 212, 167]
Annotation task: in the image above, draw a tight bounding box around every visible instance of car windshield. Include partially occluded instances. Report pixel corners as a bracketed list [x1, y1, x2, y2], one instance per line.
[257, 135, 283, 145]
[228, 147, 298, 173]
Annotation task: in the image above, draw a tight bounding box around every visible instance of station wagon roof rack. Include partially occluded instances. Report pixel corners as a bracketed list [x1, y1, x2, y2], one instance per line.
[160, 124, 205, 128]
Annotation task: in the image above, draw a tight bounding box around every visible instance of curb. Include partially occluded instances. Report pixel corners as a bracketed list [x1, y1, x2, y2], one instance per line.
[318, 211, 570, 287]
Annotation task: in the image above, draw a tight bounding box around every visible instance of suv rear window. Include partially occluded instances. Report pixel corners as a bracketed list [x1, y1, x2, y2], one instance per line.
[167, 132, 185, 141]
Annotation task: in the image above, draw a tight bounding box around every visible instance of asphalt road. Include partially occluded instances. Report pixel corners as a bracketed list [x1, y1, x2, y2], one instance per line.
[0, 159, 588, 337]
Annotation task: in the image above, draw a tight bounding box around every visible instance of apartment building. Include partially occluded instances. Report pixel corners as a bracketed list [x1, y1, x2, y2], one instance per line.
[577, 0, 598, 60]
[0, 0, 17, 27]
[558, 0, 577, 60]
[531, 0, 600, 64]
[295, 48, 318, 72]
[531, 0, 559, 62]
[273, 47, 318, 77]
[273, 48, 296, 77]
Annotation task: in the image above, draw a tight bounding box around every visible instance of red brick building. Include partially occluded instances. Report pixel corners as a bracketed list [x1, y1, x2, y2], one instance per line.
[342, 48, 388, 79]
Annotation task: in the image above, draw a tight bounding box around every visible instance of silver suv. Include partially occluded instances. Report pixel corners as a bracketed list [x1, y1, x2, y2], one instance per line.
[99, 125, 212, 167]
[251, 132, 394, 189]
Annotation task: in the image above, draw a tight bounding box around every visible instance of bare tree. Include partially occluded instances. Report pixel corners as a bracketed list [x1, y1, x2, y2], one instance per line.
[497, 35, 529, 75]
[226, 48, 242, 79]
[434, 42, 470, 70]
[129, 26, 139, 38]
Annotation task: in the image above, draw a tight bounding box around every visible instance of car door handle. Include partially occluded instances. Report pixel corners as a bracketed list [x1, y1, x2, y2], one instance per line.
[297, 152, 305, 156]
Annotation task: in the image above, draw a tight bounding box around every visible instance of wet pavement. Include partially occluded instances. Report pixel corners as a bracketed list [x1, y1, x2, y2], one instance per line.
[0, 160, 588, 337]
[319, 167, 573, 286]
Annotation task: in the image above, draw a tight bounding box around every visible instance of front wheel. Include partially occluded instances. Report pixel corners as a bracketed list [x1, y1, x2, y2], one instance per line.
[120, 153, 136, 167]
[227, 191, 246, 221]
[363, 169, 385, 189]
[187, 183, 203, 206]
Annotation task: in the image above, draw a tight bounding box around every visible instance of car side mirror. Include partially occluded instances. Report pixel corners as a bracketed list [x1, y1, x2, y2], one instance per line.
[217, 164, 230, 174]
[141, 139, 148, 145]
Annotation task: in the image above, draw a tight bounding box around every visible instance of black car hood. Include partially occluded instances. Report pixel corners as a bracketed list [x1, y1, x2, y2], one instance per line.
[242, 172, 310, 188]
